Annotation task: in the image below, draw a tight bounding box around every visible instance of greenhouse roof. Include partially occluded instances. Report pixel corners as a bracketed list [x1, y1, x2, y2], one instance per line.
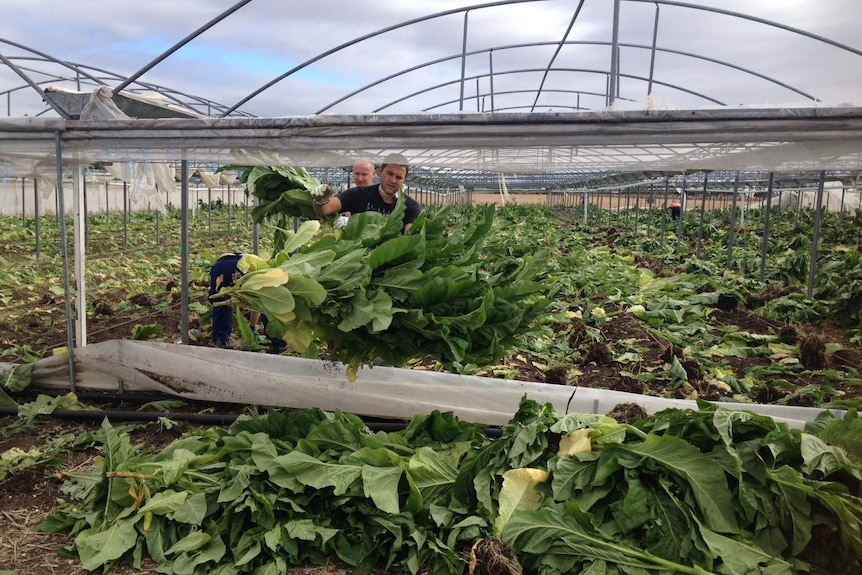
[2, 105, 861, 185]
[2, 2, 861, 189]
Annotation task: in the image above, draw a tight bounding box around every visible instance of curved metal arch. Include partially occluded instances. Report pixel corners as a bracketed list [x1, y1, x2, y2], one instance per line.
[6, 1, 857, 119]
[3, 54, 253, 118]
[112, 0, 253, 95]
[221, 0, 551, 116]
[423, 88, 638, 113]
[373, 67, 724, 113]
[0, 51, 73, 118]
[0, 75, 92, 103]
[621, 41, 817, 101]
[532, 0, 587, 111]
[1, 59, 132, 98]
[0, 38, 106, 87]
[626, 0, 862, 58]
[316, 39, 817, 115]
[85, 67, 252, 117]
[304, 1, 855, 116]
[490, 105, 584, 112]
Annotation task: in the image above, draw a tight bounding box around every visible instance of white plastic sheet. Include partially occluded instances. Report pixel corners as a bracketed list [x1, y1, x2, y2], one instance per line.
[25, 340, 844, 429]
[78, 87, 176, 211]
[197, 170, 222, 189]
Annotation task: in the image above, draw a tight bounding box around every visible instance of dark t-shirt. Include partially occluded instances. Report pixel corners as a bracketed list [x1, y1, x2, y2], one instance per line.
[336, 184, 422, 225]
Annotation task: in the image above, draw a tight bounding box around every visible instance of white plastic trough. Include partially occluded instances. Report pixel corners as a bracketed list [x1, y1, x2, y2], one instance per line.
[21, 340, 845, 429]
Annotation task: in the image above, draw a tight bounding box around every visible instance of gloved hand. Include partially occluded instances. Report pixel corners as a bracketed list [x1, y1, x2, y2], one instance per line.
[311, 183, 335, 205]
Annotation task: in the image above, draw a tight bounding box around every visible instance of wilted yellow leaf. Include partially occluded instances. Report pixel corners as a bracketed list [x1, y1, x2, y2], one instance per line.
[495, 468, 549, 535]
[557, 428, 592, 457]
[237, 253, 271, 273]
[237, 268, 289, 290]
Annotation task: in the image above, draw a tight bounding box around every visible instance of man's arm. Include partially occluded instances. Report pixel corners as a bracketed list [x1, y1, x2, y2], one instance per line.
[310, 183, 344, 217]
[312, 195, 343, 217]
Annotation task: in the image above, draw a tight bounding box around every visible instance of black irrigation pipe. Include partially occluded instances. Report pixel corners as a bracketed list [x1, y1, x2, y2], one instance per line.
[4, 389, 505, 437]
[13, 387, 212, 406]
[0, 405, 239, 426]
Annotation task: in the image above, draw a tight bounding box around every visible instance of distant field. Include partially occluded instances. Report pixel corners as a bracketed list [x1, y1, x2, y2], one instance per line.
[471, 192, 547, 205]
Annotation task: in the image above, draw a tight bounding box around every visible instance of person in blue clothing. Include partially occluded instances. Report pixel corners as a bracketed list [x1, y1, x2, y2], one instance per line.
[669, 199, 682, 220]
[311, 153, 422, 232]
[208, 252, 287, 352]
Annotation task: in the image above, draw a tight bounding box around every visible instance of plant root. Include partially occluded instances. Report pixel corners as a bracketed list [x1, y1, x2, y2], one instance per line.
[469, 537, 522, 575]
[800, 334, 827, 370]
[607, 402, 648, 424]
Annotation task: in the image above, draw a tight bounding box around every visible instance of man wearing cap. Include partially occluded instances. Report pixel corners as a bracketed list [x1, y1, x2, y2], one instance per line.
[311, 153, 422, 232]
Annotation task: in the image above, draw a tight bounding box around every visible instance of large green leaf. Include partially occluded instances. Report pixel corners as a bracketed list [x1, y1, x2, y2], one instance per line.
[495, 468, 548, 535]
[165, 530, 211, 555]
[276, 451, 362, 495]
[235, 285, 295, 316]
[75, 519, 139, 571]
[362, 465, 403, 514]
[281, 220, 321, 253]
[278, 250, 337, 277]
[316, 249, 369, 287]
[138, 489, 189, 515]
[286, 275, 328, 307]
[698, 523, 793, 574]
[367, 234, 426, 271]
[503, 504, 704, 574]
[621, 434, 740, 534]
[407, 444, 469, 506]
[336, 289, 394, 333]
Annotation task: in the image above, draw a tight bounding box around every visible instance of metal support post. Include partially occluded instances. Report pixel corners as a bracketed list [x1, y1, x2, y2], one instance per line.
[55, 133, 76, 391]
[807, 171, 826, 298]
[759, 172, 775, 282]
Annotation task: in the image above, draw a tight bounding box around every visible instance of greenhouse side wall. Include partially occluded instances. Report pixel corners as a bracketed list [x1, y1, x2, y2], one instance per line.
[0, 178, 247, 217]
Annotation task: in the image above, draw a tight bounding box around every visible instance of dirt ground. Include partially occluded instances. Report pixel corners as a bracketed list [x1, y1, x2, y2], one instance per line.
[0, 404, 358, 575]
[469, 191, 749, 212]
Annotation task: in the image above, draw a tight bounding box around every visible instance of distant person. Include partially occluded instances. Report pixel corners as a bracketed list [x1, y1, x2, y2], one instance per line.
[312, 153, 422, 232]
[209, 252, 287, 352]
[669, 200, 682, 220]
[351, 156, 376, 187]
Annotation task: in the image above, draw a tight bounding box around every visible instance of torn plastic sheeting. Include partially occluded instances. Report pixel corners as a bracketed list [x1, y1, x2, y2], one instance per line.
[27, 340, 843, 429]
[197, 170, 222, 189]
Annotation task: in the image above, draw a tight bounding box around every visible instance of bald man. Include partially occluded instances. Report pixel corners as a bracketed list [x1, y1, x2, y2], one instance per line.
[331, 157, 377, 228]
[351, 157, 376, 187]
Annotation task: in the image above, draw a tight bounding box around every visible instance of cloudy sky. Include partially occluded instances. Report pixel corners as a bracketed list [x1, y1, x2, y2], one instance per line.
[2, 0, 860, 118]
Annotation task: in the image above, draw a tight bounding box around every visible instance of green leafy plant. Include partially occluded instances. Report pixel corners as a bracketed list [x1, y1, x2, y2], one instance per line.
[131, 323, 164, 340]
[219, 162, 334, 254]
[220, 201, 551, 377]
[35, 399, 862, 575]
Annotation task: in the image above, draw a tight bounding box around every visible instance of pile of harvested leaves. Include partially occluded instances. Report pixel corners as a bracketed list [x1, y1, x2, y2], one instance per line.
[31, 398, 862, 575]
